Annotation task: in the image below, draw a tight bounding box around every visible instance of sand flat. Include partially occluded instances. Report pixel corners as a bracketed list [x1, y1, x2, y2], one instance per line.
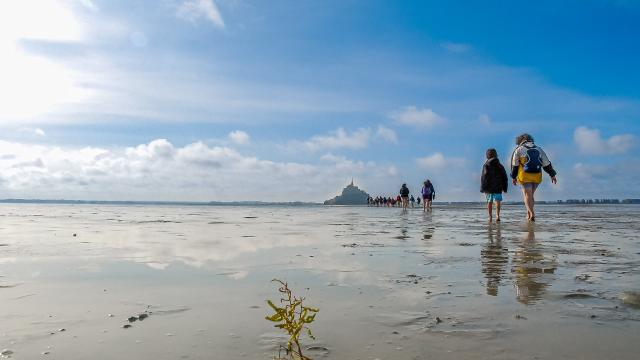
[1, 203, 639, 359]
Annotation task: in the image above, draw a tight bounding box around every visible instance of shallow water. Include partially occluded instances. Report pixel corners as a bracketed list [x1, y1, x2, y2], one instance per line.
[0, 204, 639, 359]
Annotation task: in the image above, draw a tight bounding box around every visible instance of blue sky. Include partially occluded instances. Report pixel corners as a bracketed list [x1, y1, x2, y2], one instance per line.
[0, 0, 638, 201]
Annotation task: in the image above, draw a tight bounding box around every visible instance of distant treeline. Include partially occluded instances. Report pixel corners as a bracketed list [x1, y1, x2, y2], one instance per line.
[0, 199, 320, 206]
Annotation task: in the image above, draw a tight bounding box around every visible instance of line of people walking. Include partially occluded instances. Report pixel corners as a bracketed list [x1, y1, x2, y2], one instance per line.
[368, 179, 435, 212]
[368, 133, 558, 222]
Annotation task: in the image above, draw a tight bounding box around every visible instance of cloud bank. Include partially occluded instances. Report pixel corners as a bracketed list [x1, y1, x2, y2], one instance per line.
[574, 126, 636, 155]
[0, 139, 396, 202]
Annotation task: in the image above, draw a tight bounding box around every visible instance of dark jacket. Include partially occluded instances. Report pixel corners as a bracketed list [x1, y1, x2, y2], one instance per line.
[400, 185, 410, 197]
[481, 158, 508, 194]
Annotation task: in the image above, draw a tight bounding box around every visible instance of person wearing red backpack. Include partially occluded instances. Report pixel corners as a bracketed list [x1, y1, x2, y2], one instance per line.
[510, 133, 557, 221]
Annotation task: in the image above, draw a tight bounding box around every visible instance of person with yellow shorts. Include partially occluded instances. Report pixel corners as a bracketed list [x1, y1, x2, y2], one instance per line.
[510, 133, 557, 221]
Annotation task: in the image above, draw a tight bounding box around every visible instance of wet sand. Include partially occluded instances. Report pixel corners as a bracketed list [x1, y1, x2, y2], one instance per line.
[1, 203, 639, 359]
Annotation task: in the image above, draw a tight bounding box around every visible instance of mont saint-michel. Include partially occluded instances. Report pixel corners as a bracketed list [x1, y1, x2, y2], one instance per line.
[324, 180, 370, 205]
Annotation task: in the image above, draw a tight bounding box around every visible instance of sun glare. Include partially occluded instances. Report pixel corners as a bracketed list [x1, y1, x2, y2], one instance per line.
[0, 0, 89, 120]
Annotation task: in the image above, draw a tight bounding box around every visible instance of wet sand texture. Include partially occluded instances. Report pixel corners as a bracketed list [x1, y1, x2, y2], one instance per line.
[0, 204, 639, 359]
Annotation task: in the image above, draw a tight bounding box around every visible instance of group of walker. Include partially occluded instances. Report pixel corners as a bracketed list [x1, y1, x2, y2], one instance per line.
[368, 180, 435, 211]
[378, 133, 558, 222]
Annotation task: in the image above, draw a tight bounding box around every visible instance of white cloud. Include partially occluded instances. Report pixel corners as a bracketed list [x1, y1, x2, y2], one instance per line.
[79, 0, 99, 12]
[127, 138, 175, 159]
[376, 125, 397, 143]
[478, 114, 491, 126]
[0, 139, 397, 202]
[176, 0, 225, 28]
[228, 130, 250, 145]
[305, 128, 371, 152]
[17, 127, 46, 137]
[416, 152, 465, 169]
[391, 106, 446, 128]
[442, 42, 471, 53]
[573, 126, 636, 155]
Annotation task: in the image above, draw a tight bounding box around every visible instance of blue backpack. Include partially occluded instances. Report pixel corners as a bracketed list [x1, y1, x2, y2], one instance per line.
[523, 145, 542, 173]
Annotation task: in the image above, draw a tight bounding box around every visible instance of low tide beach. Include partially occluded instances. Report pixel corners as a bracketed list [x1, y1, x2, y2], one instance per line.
[1, 203, 639, 359]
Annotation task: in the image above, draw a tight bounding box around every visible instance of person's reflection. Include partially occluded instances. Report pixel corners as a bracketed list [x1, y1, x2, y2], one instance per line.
[421, 211, 434, 241]
[397, 210, 409, 240]
[481, 223, 508, 296]
[511, 224, 557, 304]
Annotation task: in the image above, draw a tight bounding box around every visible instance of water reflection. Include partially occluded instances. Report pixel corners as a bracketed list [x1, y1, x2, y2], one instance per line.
[480, 224, 508, 296]
[511, 225, 557, 304]
[397, 210, 410, 240]
[421, 211, 434, 240]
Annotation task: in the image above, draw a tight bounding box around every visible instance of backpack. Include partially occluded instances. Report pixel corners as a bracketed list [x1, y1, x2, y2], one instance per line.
[422, 186, 432, 196]
[522, 145, 542, 173]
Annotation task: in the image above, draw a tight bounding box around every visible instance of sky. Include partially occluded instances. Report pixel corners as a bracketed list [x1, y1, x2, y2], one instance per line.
[0, 0, 639, 202]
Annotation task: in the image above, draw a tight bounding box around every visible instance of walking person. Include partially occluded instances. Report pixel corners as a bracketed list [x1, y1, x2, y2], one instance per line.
[481, 148, 509, 222]
[410, 195, 415, 208]
[421, 180, 435, 211]
[510, 133, 557, 221]
[400, 183, 410, 210]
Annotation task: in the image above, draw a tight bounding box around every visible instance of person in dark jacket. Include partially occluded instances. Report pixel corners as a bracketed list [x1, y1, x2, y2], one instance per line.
[399, 183, 410, 210]
[481, 148, 508, 222]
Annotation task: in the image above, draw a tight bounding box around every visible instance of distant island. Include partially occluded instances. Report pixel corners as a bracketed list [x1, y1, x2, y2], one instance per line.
[324, 180, 370, 205]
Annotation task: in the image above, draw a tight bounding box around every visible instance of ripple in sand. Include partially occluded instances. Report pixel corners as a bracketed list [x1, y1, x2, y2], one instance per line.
[136, 220, 182, 224]
[375, 311, 432, 328]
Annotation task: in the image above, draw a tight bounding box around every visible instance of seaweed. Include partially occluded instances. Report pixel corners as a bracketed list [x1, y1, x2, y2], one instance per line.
[266, 279, 319, 360]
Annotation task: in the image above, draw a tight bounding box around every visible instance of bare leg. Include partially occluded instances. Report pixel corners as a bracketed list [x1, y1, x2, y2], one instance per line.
[522, 187, 534, 220]
[496, 201, 502, 221]
[423, 199, 426, 212]
[529, 186, 537, 220]
[487, 201, 493, 222]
